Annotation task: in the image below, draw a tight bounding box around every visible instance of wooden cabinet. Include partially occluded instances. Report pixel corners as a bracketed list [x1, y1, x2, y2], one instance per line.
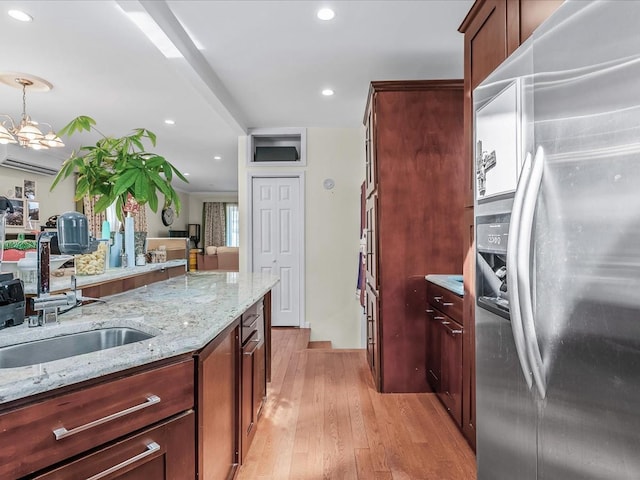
[458, 0, 563, 448]
[439, 315, 464, 426]
[363, 80, 465, 393]
[197, 322, 240, 480]
[81, 265, 186, 299]
[365, 282, 380, 390]
[34, 411, 195, 480]
[426, 308, 441, 392]
[240, 299, 267, 462]
[1, 290, 272, 479]
[427, 282, 464, 427]
[364, 96, 377, 198]
[365, 194, 378, 290]
[241, 332, 263, 460]
[462, 207, 476, 448]
[0, 359, 193, 479]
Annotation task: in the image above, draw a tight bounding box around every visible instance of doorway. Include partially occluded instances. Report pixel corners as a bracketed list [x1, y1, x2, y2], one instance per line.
[250, 175, 304, 327]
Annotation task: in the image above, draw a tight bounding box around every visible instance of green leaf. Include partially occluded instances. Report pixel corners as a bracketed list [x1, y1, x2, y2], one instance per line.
[148, 188, 158, 212]
[144, 156, 165, 169]
[94, 195, 113, 213]
[113, 168, 138, 196]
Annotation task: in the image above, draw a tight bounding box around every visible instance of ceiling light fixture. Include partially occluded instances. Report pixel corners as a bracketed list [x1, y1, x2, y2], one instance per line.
[0, 76, 64, 150]
[322, 88, 334, 96]
[213, 156, 222, 160]
[317, 8, 335, 21]
[164, 119, 175, 125]
[8, 10, 33, 22]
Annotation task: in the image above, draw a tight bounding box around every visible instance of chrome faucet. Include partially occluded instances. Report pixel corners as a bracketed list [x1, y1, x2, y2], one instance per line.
[28, 211, 97, 326]
[29, 232, 77, 327]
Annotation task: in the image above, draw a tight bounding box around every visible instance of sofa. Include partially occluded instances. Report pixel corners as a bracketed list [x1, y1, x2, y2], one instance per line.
[196, 246, 239, 271]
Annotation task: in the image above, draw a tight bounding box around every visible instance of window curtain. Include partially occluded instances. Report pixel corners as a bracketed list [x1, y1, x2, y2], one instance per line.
[83, 195, 107, 237]
[82, 195, 148, 236]
[203, 202, 226, 247]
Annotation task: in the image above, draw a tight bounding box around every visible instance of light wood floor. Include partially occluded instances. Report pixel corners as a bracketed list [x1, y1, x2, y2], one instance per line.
[236, 328, 477, 480]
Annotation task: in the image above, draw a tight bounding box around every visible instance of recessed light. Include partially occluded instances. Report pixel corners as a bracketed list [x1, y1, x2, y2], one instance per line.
[322, 89, 334, 96]
[213, 156, 222, 160]
[164, 119, 175, 125]
[8, 10, 33, 22]
[183, 172, 190, 176]
[317, 8, 335, 21]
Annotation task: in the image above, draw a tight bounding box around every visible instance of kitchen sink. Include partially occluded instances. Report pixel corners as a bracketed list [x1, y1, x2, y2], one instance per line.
[0, 327, 155, 368]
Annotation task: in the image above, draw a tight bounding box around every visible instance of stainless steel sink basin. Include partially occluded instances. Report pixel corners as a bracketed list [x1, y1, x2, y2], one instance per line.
[0, 327, 154, 368]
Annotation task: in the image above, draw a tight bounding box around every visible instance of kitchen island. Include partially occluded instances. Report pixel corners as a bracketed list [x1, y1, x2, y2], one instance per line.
[0, 271, 279, 480]
[1, 270, 278, 404]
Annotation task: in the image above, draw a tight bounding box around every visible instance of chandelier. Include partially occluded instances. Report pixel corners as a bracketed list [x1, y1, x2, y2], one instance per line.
[0, 76, 64, 150]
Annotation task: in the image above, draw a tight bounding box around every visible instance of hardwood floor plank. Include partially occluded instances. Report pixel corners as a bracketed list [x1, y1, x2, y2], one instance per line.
[237, 328, 477, 480]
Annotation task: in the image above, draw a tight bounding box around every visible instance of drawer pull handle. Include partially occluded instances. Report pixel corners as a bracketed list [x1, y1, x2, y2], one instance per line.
[242, 314, 259, 329]
[243, 338, 262, 355]
[53, 395, 161, 440]
[86, 442, 161, 480]
[426, 309, 434, 313]
[442, 302, 454, 306]
[434, 316, 446, 320]
[434, 296, 443, 302]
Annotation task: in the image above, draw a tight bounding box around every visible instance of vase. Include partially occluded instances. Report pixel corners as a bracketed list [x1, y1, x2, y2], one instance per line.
[124, 214, 135, 268]
[110, 232, 122, 268]
[134, 232, 147, 255]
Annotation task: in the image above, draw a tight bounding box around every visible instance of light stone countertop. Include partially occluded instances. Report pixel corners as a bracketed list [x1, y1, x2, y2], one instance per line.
[0, 271, 279, 406]
[425, 274, 464, 296]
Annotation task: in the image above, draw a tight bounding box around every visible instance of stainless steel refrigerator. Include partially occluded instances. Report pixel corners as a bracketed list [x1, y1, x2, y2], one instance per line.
[474, 1, 640, 479]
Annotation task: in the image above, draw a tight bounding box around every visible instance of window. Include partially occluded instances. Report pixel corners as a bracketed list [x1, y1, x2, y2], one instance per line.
[225, 203, 239, 247]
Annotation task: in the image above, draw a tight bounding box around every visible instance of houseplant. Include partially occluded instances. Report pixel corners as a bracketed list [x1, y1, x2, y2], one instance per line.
[50, 115, 188, 219]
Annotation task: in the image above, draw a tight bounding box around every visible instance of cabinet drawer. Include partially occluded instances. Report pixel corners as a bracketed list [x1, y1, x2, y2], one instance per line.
[427, 282, 462, 322]
[34, 410, 195, 479]
[0, 359, 194, 479]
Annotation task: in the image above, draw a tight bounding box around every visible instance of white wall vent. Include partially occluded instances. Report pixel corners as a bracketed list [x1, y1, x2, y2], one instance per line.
[247, 127, 307, 167]
[0, 144, 64, 176]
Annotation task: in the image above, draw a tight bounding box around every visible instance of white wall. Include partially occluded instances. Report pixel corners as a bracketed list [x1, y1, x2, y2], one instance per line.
[145, 189, 192, 237]
[238, 127, 365, 348]
[0, 166, 76, 232]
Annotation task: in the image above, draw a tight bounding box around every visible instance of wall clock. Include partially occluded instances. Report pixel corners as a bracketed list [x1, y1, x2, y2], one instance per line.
[161, 206, 174, 226]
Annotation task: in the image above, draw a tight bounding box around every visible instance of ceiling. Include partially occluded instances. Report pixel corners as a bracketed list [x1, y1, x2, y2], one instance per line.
[0, 0, 472, 194]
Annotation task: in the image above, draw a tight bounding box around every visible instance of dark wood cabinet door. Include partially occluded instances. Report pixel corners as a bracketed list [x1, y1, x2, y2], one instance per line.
[460, 0, 510, 208]
[34, 411, 195, 480]
[254, 340, 266, 419]
[462, 207, 476, 447]
[198, 324, 239, 480]
[439, 318, 464, 427]
[426, 308, 442, 393]
[365, 194, 379, 290]
[364, 93, 377, 198]
[241, 334, 261, 462]
[365, 283, 380, 390]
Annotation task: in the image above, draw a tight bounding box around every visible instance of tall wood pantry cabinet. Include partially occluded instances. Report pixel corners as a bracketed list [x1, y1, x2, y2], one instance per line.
[364, 80, 465, 393]
[458, 0, 564, 448]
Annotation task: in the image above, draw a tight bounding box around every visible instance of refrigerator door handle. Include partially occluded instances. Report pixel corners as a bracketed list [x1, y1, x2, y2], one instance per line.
[517, 145, 547, 398]
[506, 151, 534, 390]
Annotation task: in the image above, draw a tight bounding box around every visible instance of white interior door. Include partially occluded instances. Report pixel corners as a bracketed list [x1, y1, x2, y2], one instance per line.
[252, 176, 301, 327]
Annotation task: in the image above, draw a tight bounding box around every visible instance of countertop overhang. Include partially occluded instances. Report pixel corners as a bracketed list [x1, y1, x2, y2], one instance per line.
[425, 274, 464, 296]
[0, 271, 279, 406]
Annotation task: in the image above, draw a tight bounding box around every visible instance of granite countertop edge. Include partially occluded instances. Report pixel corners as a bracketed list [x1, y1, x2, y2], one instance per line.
[0, 271, 279, 406]
[425, 274, 464, 297]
